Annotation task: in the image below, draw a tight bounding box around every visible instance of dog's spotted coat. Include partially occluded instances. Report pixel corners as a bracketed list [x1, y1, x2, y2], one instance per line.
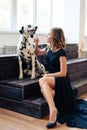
[17, 25, 46, 79]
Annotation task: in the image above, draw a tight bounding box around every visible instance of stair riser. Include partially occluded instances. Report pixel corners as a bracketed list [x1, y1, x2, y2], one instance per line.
[24, 84, 40, 99]
[68, 61, 87, 82]
[0, 84, 40, 101]
[77, 84, 87, 97]
[69, 72, 87, 82]
[0, 97, 49, 119]
[0, 85, 23, 101]
[0, 56, 19, 80]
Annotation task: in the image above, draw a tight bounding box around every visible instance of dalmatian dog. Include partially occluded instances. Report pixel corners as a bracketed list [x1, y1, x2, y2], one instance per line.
[17, 25, 46, 79]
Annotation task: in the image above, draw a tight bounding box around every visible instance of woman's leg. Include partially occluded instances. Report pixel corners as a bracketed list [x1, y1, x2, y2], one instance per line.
[39, 77, 57, 123]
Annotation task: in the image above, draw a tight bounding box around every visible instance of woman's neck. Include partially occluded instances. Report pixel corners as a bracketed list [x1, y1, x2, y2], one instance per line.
[52, 46, 61, 52]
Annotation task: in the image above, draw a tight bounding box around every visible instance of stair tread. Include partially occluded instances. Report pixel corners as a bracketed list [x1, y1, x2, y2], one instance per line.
[67, 58, 87, 64]
[72, 77, 87, 88]
[0, 77, 39, 88]
[23, 96, 46, 105]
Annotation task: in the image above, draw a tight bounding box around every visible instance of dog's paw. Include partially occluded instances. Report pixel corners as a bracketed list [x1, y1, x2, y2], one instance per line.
[31, 76, 36, 79]
[19, 76, 23, 79]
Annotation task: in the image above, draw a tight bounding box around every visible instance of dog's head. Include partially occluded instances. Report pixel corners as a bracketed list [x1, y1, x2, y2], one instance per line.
[19, 25, 38, 39]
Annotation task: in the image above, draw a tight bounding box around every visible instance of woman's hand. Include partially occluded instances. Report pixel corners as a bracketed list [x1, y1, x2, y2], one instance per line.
[34, 36, 39, 44]
[34, 36, 46, 56]
[34, 36, 39, 55]
[43, 74, 52, 77]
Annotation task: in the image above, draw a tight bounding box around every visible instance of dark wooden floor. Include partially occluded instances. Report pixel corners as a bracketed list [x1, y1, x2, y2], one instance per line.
[0, 93, 87, 130]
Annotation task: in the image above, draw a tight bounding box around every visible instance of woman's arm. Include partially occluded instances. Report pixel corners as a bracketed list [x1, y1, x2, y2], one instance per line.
[34, 37, 46, 56]
[44, 56, 67, 77]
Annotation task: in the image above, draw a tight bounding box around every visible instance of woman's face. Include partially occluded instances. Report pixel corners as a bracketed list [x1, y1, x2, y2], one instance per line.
[47, 30, 53, 43]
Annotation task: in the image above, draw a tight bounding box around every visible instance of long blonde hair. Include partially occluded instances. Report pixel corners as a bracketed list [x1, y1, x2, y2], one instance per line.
[51, 27, 66, 50]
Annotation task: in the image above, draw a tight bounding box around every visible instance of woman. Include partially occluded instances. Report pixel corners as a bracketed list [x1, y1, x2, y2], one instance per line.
[34, 27, 74, 128]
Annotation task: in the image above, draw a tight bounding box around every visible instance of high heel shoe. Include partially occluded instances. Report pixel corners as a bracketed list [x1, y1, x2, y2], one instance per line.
[46, 121, 57, 128]
[46, 110, 58, 128]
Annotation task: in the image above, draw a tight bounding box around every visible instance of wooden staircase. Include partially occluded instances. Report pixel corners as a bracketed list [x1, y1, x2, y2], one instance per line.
[0, 44, 87, 118]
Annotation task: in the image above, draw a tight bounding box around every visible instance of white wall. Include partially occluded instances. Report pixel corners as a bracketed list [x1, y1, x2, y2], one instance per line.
[79, 0, 85, 45]
[0, 0, 86, 46]
[0, 32, 20, 46]
[0, 32, 47, 46]
[85, 37, 87, 47]
[63, 0, 80, 43]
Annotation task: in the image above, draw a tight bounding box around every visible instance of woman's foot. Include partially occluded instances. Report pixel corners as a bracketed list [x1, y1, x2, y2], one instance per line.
[46, 109, 57, 128]
[46, 121, 57, 128]
[49, 108, 57, 123]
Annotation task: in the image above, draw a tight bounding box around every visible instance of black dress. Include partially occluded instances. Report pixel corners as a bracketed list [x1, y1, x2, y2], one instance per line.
[45, 49, 87, 128]
[45, 49, 75, 124]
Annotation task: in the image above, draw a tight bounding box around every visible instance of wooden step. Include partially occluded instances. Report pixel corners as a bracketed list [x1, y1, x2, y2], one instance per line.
[0, 95, 49, 119]
[67, 58, 87, 82]
[0, 55, 19, 80]
[0, 78, 39, 101]
[0, 59, 87, 101]
[72, 77, 87, 97]
[0, 77, 87, 119]
[0, 50, 87, 119]
[0, 58, 87, 101]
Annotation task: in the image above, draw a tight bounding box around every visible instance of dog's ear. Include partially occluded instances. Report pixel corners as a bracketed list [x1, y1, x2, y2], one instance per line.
[35, 26, 38, 30]
[19, 26, 24, 34]
[28, 25, 32, 28]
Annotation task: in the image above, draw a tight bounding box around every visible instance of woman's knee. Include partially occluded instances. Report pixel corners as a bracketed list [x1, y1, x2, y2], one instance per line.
[39, 77, 55, 88]
[39, 77, 47, 87]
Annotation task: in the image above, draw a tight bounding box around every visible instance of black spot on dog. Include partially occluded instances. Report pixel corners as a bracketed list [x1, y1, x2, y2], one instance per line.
[33, 44, 35, 48]
[28, 25, 32, 28]
[26, 70, 29, 74]
[20, 52, 25, 56]
[28, 51, 30, 54]
[20, 42, 26, 50]
[28, 43, 31, 45]
[41, 66, 44, 68]
[20, 48, 23, 50]
[35, 64, 38, 67]
[35, 60, 37, 64]
[27, 56, 31, 58]
[27, 56, 31, 59]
